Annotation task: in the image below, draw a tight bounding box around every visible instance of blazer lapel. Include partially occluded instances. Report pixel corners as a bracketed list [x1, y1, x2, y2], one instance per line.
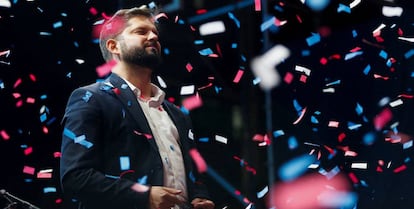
[104, 73, 159, 151]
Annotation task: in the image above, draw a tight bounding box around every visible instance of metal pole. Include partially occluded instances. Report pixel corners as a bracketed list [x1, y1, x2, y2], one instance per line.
[259, 0, 275, 208]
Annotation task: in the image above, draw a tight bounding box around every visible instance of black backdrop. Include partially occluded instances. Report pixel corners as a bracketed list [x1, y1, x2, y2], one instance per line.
[2, 0, 414, 209]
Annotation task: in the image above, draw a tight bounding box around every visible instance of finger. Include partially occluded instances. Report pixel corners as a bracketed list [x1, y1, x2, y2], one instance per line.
[164, 193, 186, 205]
[163, 187, 183, 195]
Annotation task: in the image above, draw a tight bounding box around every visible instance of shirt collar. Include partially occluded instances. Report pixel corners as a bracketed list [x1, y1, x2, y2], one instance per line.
[122, 79, 165, 107]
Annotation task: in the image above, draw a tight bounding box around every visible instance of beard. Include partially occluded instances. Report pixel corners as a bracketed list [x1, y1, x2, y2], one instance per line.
[120, 42, 162, 70]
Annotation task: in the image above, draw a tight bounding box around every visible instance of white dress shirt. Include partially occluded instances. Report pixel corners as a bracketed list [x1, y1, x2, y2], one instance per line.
[124, 80, 188, 208]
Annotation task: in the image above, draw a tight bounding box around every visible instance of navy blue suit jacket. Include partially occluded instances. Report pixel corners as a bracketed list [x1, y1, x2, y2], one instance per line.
[60, 73, 210, 209]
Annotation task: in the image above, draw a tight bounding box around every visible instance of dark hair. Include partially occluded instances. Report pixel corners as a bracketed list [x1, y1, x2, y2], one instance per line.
[99, 6, 156, 62]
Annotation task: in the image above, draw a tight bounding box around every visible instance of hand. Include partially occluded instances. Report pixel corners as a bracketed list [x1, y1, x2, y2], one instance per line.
[191, 198, 215, 209]
[149, 186, 186, 209]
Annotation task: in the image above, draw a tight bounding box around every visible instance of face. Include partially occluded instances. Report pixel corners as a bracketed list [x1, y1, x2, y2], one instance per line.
[117, 16, 162, 69]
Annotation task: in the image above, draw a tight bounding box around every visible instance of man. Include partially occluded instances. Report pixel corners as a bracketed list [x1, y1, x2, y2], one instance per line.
[60, 5, 215, 209]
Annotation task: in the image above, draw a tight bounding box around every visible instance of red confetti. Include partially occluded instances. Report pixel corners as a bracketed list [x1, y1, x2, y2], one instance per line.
[189, 148, 207, 173]
[320, 57, 328, 65]
[29, 73, 36, 82]
[185, 63, 193, 72]
[182, 94, 203, 110]
[233, 69, 244, 83]
[23, 166, 35, 175]
[13, 78, 22, 88]
[373, 108, 392, 130]
[393, 165, 407, 173]
[1, 130, 10, 140]
[284, 72, 294, 84]
[24, 147, 33, 156]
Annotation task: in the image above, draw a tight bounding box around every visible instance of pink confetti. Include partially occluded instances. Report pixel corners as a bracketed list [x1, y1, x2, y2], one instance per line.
[89, 7, 98, 16]
[293, 107, 307, 125]
[185, 63, 193, 72]
[189, 148, 207, 173]
[53, 152, 61, 158]
[284, 72, 294, 84]
[373, 108, 392, 130]
[233, 69, 244, 83]
[42, 126, 49, 134]
[16, 100, 23, 107]
[299, 75, 307, 83]
[1, 130, 10, 140]
[24, 147, 33, 155]
[12, 92, 21, 99]
[29, 73, 36, 82]
[320, 57, 328, 65]
[328, 121, 339, 128]
[13, 78, 22, 88]
[133, 130, 153, 139]
[37, 172, 52, 179]
[182, 94, 203, 110]
[254, 0, 261, 11]
[197, 83, 213, 91]
[96, 60, 116, 77]
[296, 14, 302, 23]
[252, 134, 264, 142]
[393, 165, 407, 173]
[113, 88, 121, 95]
[23, 166, 35, 175]
[26, 97, 35, 104]
[348, 172, 358, 184]
[270, 173, 351, 209]
[338, 133, 346, 142]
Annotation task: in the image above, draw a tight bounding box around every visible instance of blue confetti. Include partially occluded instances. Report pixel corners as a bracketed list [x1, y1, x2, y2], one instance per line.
[198, 48, 214, 56]
[344, 51, 363, 60]
[363, 64, 371, 75]
[40, 113, 47, 122]
[194, 40, 204, 45]
[355, 103, 363, 115]
[311, 115, 319, 124]
[352, 30, 358, 38]
[288, 136, 298, 149]
[137, 175, 148, 184]
[53, 21, 63, 28]
[337, 4, 351, 13]
[82, 91, 93, 102]
[278, 154, 316, 181]
[260, 16, 277, 32]
[306, 33, 321, 46]
[379, 50, 388, 59]
[228, 12, 240, 28]
[404, 49, 414, 59]
[302, 50, 311, 56]
[199, 137, 209, 142]
[43, 187, 57, 193]
[120, 156, 130, 170]
[273, 130, 285, 138]
[363, 132, 376, 145]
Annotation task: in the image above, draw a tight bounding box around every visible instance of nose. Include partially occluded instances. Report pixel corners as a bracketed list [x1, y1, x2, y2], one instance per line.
[148, 31, 158, 41]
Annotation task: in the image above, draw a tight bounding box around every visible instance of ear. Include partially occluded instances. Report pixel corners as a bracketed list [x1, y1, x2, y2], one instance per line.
[106, 39, 120, 55]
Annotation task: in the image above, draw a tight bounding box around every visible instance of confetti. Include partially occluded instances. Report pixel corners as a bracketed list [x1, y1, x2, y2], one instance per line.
[251, 44, 290, 90]
[182, 94, 203, 110]
[215, 135, 228, 144]
[189, 148, 207, 173]
[180, 85, 195, 95]
[382, 6, 403, 17]
[199, 21, 226, 36]
[278, 154, 316, 181]
[0, 0, 11, 8]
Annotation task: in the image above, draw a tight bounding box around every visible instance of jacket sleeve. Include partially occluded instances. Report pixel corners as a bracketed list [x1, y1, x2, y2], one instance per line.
[60, 86, 150, 209]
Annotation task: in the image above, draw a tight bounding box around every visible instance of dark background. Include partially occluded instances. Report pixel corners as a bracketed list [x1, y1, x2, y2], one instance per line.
[2, 0, 414, 209]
